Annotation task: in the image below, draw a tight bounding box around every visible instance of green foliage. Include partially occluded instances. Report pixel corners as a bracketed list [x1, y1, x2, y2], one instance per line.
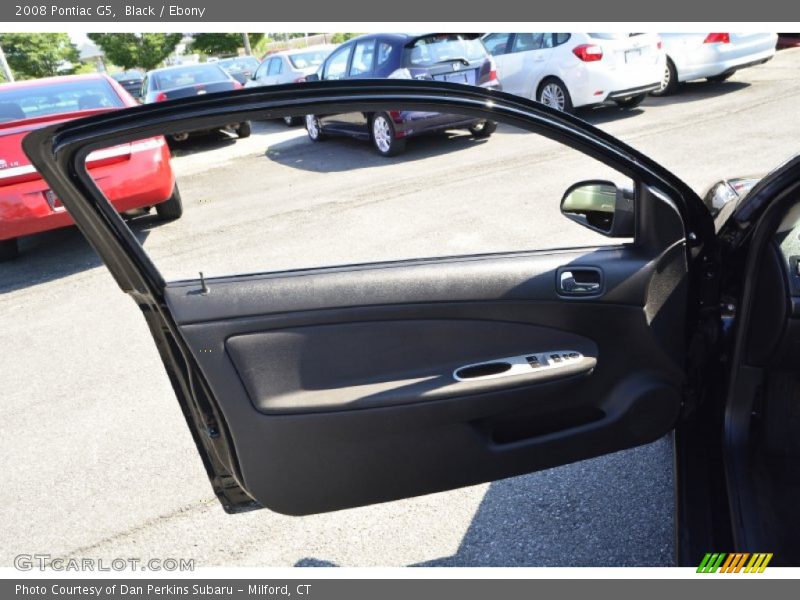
[0, 33, 79, 79]
[251, 36, 275, 57]
[88, 33, 182, 71]
[330, 33, 360, 44]
[190, 33, 265, 57]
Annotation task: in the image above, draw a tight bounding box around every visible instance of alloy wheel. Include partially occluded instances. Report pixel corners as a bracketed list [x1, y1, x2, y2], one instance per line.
[540, 83, 566, 111]
[306, 115, 320, 139]
[373, 115, 392, 153]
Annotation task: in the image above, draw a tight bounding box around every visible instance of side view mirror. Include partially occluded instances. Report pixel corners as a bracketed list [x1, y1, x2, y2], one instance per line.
[560, 180, 634, 238]
[702, 177, 759, 219]
[305, 73, 320, 82]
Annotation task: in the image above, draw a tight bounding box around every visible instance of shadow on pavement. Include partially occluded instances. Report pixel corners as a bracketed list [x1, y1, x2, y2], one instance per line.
[291, 436, 675, 567]
[645, 81, 751, 107]
[265, 131, 490, 173]
[0, 214, 160, 294]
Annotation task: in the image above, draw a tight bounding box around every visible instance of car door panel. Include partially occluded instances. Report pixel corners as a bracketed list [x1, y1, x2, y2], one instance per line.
[162, 241, 686, 514]
[22, 81, 710, 516]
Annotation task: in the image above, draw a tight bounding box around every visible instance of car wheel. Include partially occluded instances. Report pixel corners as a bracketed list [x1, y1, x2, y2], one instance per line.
[614, 93, 646, 109]
[0, 238, 19, 261]
[236, 121, 252, 138]
[469, 120, 498, 138]
[537, 78, 573, 113]
[170, 132, 190, 143]
[283, 116, 299, 127]
[155, 185, 183, 221]
[305, 115, 326, 142]
[651, 57, 678, 96]
[707, 71, 735, 83]
[371, 112, 406, 156]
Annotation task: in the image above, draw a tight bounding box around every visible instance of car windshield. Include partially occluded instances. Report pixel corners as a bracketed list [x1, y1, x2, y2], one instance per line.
[219, 57, 260, 71]
[0, 79, 124, 123]
[287, 49, 330, 70]
[405, 34, 487, 67]
[153, 65, 229, 90]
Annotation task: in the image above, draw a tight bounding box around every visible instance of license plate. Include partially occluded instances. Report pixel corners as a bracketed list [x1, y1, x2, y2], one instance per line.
[44, 189, 64, 211]
[444, 72, 469, 84]
[625, 49, 642, 63]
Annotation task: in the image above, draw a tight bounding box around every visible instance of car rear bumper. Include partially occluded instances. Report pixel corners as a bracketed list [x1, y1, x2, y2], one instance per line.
[0, 141, 174, 241]
[568, 54, 666, 107]
[607, 82, 662, 99]
[676, 37, 778, 81]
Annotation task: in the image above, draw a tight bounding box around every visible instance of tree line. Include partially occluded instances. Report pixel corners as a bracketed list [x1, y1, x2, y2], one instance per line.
[0, 33, 360, 81]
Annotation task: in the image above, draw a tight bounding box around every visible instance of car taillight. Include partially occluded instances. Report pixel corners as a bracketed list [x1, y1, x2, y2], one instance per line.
[294, 76, 307, 83]
[154, 92, 168, 102]
[232, 81, 243, 89]
[572, 44, 603, 62]
[487, 57, 498, 82]
[657, 39, 663, 50]
[704, 33, 731, 44]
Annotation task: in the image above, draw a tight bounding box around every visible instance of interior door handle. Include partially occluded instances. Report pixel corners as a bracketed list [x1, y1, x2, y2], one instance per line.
[557, 268, 603, 295]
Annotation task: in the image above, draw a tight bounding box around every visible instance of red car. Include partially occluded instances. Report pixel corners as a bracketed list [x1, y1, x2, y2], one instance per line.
[0, 73, 181, 259]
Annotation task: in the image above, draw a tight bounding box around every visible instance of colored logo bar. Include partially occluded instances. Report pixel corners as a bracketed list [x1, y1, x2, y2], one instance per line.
[697, 553, 773, 573]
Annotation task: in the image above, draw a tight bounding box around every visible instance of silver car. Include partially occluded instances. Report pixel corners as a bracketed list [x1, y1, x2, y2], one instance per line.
[244, 44, 337, 125]
[653, 32, 778, 95]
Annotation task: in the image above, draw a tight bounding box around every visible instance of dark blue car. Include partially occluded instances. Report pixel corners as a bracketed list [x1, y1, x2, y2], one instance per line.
[305, 33, 502, 155]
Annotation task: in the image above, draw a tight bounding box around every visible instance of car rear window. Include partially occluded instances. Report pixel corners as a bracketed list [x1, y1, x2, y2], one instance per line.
[287, 49, 331, 70]
[153, 65, 230, 90]
[0, 79, 124, 123]
[405, 34, 487, 67]
[219, 57, 260, 71]
[113, 70, 143, 80]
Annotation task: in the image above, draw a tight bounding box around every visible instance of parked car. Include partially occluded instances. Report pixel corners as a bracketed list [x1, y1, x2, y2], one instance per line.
[304, 33, 501, 155]
[653, 33, 778, 95]
[111, 69, 144, 99]
[777, 33, 800, 49]
[0, 74, 180, 260]
[482, 32, 664, 112]
[217, 56, 261, 85]
[23, 80, 800, 565]
[141, 63, 251, 141]
[245, 44, 337, 125]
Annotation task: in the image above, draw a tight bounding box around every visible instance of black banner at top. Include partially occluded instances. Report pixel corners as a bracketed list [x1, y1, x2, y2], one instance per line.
[0, 0, 797, 22]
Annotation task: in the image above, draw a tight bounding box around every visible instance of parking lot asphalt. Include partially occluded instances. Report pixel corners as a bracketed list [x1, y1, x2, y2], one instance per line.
[2, 48, 800, 568]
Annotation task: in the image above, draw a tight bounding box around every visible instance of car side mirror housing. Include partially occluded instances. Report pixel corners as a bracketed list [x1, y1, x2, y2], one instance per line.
[305, 73, 320, 82]
[560, 181, 634, 238]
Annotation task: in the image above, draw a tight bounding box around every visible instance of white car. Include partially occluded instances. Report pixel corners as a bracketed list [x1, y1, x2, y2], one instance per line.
[653, 33, 778, 95]
[481, 33, 665, 112]
[245, 44, 337, 125]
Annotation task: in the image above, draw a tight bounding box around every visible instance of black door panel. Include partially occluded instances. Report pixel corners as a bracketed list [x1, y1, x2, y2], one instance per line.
[166, 244, 686, 514]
